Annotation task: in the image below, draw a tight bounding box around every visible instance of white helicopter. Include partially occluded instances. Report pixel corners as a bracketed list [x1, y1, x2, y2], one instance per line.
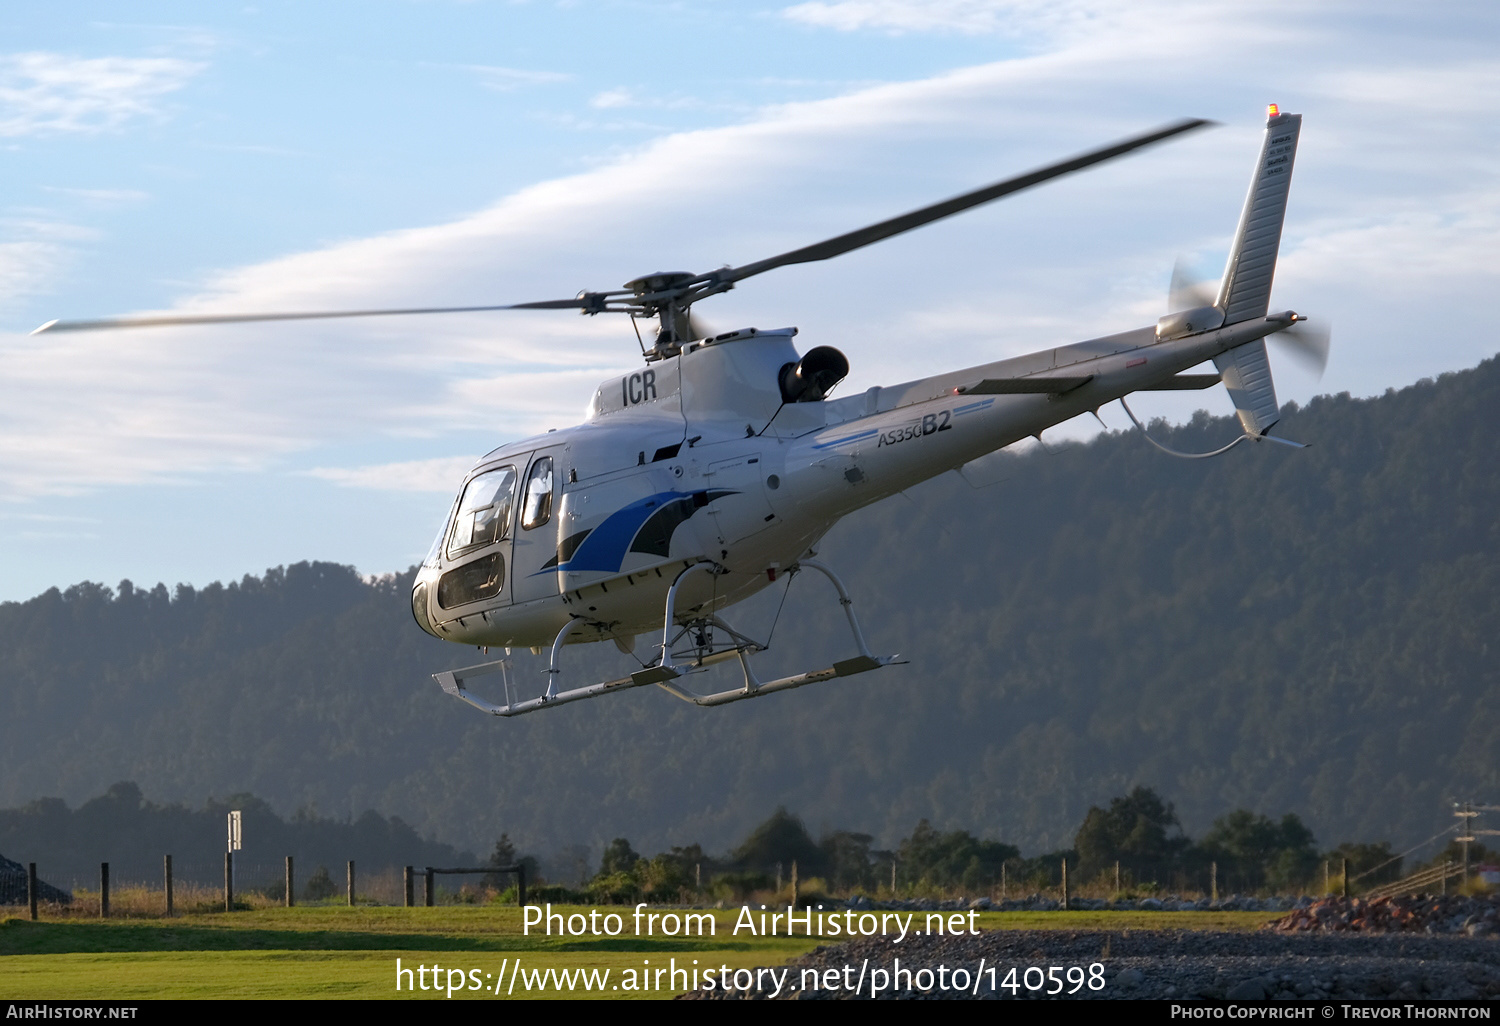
[38, 106, 1324, 717]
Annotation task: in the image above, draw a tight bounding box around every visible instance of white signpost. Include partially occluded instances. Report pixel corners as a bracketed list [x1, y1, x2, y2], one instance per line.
[227, 811, 242, 898]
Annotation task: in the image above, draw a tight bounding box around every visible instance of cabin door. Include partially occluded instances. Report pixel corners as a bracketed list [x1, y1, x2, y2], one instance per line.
[509, 446, 567, 604]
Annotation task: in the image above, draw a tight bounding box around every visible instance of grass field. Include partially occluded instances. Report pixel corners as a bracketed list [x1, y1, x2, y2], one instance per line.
[0, 904, 1280, 1000]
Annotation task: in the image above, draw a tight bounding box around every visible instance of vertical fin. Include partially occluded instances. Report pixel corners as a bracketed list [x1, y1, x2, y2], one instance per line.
[1215, 110, 1302, 325]
[1211, 107, 1302, 438]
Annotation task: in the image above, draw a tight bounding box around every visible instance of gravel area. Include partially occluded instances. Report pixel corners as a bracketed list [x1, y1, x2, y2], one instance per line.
[683, 928, 1500, 1000]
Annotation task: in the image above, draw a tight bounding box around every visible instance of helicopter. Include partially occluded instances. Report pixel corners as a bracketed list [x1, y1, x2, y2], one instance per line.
[37, 106, 1324, 717]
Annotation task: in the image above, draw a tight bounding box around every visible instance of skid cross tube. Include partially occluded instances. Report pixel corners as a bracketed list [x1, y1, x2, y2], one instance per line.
[650, 558, 900, 707]
[655, 560, 725, 669]
[431, 558, 901, 715]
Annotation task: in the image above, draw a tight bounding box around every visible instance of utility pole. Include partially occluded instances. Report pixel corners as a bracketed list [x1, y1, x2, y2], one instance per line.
[1455, 801, 1476, 888]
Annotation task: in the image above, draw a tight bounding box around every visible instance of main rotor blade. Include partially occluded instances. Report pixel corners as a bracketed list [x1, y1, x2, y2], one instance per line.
[31, 297, 608, 335]
[719, 118, 1214, 286]
[1168, 256, 1217, 313]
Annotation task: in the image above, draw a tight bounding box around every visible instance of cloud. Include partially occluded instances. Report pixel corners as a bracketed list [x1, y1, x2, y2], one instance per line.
[0, 52, 204, 137]
[589, 87, 636, 109]
[0, 217, 96, 309]
[307, 456, 477, 493]
[41, 187, 151, 208]
[462, 64, 572, 91]
[1, 0, 1495, 500]
[782, 0, 1092, 36]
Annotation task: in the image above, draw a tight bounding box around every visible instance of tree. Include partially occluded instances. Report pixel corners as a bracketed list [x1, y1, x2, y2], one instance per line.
[897, 820, 1018, 892]
[732, 808, 825, 878]
[484, 834, 539, 890]
[1197, 810, 1318, 892]
[633, 854, 689, 897]
[599, 837, 640, 876]
[820, 831, 875, 892]
[1074, 786, 1188, 884]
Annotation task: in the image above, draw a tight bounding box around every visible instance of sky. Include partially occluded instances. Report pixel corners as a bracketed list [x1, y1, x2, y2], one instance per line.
[0, 0, 1496, 602]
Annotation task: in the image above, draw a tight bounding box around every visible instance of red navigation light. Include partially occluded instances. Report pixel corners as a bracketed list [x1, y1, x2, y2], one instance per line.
[1267, 103, 1280, 117]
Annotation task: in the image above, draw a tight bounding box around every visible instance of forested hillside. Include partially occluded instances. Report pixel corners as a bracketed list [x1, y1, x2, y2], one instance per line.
[1, 357, 1495, 866]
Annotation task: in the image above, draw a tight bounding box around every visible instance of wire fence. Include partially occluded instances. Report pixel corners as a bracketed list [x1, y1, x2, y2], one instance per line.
[0, 856, 518, 917]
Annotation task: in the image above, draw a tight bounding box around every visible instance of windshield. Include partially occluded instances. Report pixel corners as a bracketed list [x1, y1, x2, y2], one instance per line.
[446, 466, 517, 560]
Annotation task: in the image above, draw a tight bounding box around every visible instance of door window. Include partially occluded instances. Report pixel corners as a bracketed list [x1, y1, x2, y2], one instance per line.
[521, 456, 555, 531]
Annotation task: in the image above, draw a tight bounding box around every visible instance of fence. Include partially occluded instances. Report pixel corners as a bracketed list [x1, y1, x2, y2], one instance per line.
[1364, 860, 1464, 901]
[4, 854, 527, 919]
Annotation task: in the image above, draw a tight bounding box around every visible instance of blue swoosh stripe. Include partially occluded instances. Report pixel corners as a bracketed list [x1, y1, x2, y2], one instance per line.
[812, 428, 877, 450]
[551, 491, 676, 573]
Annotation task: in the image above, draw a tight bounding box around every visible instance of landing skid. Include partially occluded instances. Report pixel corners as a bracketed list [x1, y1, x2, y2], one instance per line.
[432, 558, 903, 717]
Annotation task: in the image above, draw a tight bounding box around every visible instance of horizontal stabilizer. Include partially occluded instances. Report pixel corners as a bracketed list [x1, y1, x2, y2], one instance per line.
[958, 375, 1093, 395]
[1142, 373, 1221, 391]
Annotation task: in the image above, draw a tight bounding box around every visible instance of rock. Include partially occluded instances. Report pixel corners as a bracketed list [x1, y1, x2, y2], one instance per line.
[1226, 976, 1272, 1000]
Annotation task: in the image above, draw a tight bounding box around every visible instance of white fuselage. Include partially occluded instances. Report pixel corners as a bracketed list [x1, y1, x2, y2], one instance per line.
[411, 316, 1285, 650]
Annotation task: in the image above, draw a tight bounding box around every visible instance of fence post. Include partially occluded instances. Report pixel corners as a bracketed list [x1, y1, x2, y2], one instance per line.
[164, 855, 173, 917]
[225, 852, 234, 911]
[404, 866, 414, 908]
[1210, 861, 1218, 903]
[347, 860, 355, 906]
[1114, 860, 1120, 894]
[425, 868, 434, 907]
[100, 863, 110, 918]
[28, 862, 37, 921]
[517, 864, 526, 907]
[1060, 857, 1068, 910]
[1341, 858, 1349, 899]
[286, 856, 295, 908]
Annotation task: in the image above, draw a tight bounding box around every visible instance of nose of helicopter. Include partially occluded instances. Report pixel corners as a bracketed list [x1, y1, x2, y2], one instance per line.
[411, 569, 440, 638]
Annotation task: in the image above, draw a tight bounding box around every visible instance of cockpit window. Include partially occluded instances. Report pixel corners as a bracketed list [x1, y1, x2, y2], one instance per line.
[521, 456, 554, 531]
[446, 466, 517, 560]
